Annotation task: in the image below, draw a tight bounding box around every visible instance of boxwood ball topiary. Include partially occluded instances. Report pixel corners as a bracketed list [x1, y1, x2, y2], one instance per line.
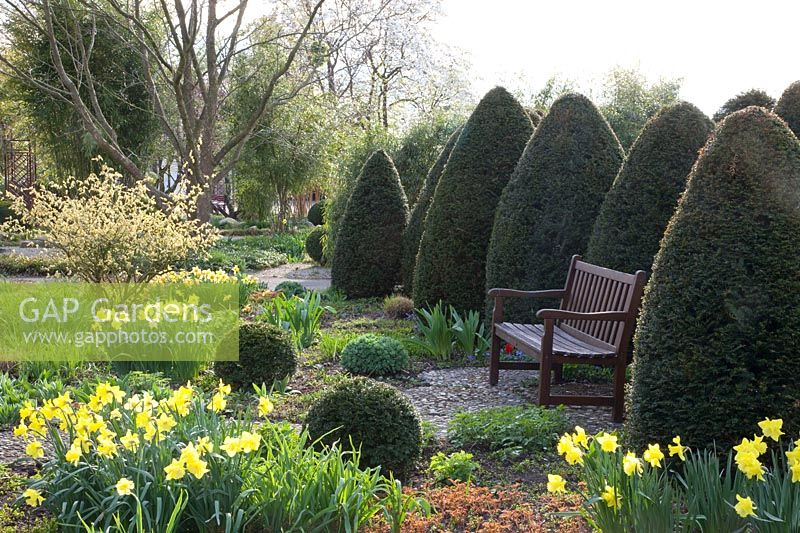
[626, 107, 800, 451]
[712, 89, 775, 122]
[775, 81, 800, 138]
[401, 125, 462, 294]
[331, 150, 409, 298]
[341, 334, 409, 376]
[307, 200, 326, 226]
[305, 377, 421, 474]
[414, 87, 533, 313]
[586, 102, 713, 274]
[305, 225, 325, 265]
[214, 321, 297, 388]
[486, 93, 624, 322]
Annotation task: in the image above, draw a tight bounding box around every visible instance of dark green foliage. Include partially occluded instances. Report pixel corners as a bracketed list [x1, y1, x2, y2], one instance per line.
[401, 126, 462, 293]
[586, 102, 714, 274]
[331, 150, 409, 298]
[485, 93, 624, 321]
[214, 322, 297, 389]
[713, 89, 775, 122]
[275, 281, 307, 298]
[414, 87, 533, 313]
[305, 226, 325, 265]
[626, 107, 800, 451]
[341, 334, 409, 376]
[0, 200, 13, 224]
[307, 200, 326, 226]
[775, 81, 800, 138]
[305, 377, 422, 474]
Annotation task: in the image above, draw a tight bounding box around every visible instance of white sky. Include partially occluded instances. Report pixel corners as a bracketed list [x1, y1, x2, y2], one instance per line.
[434, 0, 800, 115]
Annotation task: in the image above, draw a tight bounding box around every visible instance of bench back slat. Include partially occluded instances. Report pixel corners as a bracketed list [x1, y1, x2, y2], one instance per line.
[559, 255, 645, 352]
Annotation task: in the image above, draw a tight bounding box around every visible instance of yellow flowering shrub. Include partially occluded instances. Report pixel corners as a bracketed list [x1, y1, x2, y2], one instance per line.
[14, 380, 414, 531]
[548, 419, 800, 531]
[2, 162, 218, 282]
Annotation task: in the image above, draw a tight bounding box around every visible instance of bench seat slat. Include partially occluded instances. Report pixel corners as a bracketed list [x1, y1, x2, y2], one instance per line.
[495, 322, 616, 358]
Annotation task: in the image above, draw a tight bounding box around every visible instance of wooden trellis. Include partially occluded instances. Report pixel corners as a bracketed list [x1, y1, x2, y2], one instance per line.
[2, 138, 36, 207]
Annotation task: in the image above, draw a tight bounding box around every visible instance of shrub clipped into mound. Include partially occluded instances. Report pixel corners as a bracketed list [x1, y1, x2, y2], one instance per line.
[305, 226, 325, 265]
[331, 150, 409, 298]
[712, 89, 775, 122]
[414, 87, 533, 313]
[383, 295, 414, 319]
[305, 377, 422, 474]
[275, 280, 306, 298]
[401, 126, 462, 293]
[215, 321, 297, 388]
[626, 107, 800, 451]
[341, 334, 409, 375]
[586, 102, 714, 274]
[307, 200, 326, 226]
[485, 93, 624, 322]
[774, 80, 800, 138]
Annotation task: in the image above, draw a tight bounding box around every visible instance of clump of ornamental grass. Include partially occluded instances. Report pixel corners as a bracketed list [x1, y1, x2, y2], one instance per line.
[1, 161, 218, 282]
[13, 380, 418, 531]
[547, 418, 800, 532]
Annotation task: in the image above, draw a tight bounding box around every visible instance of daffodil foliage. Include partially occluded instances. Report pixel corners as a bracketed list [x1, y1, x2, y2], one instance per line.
[13, 380, 416, 531]
[547, 418, 800, 532]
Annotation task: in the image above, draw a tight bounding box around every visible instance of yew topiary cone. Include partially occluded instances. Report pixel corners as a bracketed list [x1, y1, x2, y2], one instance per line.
[485, 93, 624, 322]
[775, 81, 800, 138]
[413, 87, 532, 313]
[586, 102, 713, 274]
[401, 125, 462, 294]
[331, 150, 408, 298]
[626, 107, 800, 451]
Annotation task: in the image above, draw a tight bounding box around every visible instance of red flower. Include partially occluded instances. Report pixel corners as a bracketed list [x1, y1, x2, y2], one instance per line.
[504, 343, 513, 354]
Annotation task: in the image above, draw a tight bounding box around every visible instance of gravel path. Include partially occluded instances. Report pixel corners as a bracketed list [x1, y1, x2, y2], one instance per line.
[401, 367, 620, 437]
[251, 262, 331, 291]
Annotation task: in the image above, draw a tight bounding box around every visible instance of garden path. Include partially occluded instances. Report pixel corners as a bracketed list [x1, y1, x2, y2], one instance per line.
[251, 262, 331, 291]
[401, 367, 620, 438]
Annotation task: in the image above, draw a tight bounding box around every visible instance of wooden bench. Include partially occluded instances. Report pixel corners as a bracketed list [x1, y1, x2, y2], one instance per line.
[488, 255, 646, 422]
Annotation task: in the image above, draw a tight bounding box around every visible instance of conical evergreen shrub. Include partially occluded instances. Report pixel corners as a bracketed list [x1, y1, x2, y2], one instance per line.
[413, 87, 533, 313]
[626, 107, 800, 450]
[713, 89, 775, 122]
[400, 126, 462, 294]
[586, 102, 713, 274]
[331, 150, 408, 298]
[775, 81, 800, 138]
[485, 93, 624, 322]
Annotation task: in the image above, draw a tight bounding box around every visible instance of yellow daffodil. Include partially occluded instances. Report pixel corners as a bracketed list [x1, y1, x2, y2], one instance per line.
[564, 444, 583, 465]
[13, 422, 28, 439]
[668, 436, 687, 461]
[19, 401, 35, 421]
[643, 443, 665, 468]
[787, 446, 800, 468]
[734, 494, 757, 518]
[596, 432, 619, 453]
[220, 436, 242, 457]
[623, 451, 643, 476]
[64, 445, 82, 466]
[156, 413, 177, 433]
[181, 444, 209, 479]
[557, 434, 574, 456]
[217, 379, 231, 396]
[758, 418, 784, 442]
[164, 459, 186, 481]
[239, 431, 261, 453]
[196, 436, 213, 454]
[601, 484, 621, 509]
[791, 463, 800, 483]
[547, 474, 566, 493]
[96, 437, 118, 458]
[572, 426, 589, 449]
[736, 453, 765, 481]
[120, 431, 140, 452]
[22, 488, 44, 507]
[109, 409, 122, 420]
[208, 392, 226, 412]
[26, 440, 44, 459]
[115, 477, 135, 496]
[258, 396, 274, 417]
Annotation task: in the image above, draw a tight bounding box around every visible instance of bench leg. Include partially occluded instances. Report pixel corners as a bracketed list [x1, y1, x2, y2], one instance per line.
[552, 363, 563, 384]
[538, 353, 553, 405]
[489, 332, 500, 386]
[612, 362, 626, 423]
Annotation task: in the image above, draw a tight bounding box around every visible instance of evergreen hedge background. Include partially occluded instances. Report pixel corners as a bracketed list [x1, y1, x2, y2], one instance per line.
[413, 87, 532, 313]
[775, 81, 800, 138]
[485, 93, 624, 322]
[586, 102, 713, 274]
[626, 107, 800, 450]
[331, 150, 408, 298]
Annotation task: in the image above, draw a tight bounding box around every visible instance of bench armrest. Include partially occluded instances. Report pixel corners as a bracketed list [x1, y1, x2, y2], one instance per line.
[536, 309, 628, 321]
[487, 288, 565, 299]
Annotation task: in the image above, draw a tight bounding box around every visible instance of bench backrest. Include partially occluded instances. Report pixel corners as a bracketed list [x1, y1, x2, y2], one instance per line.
[559, 255, 647, 352]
